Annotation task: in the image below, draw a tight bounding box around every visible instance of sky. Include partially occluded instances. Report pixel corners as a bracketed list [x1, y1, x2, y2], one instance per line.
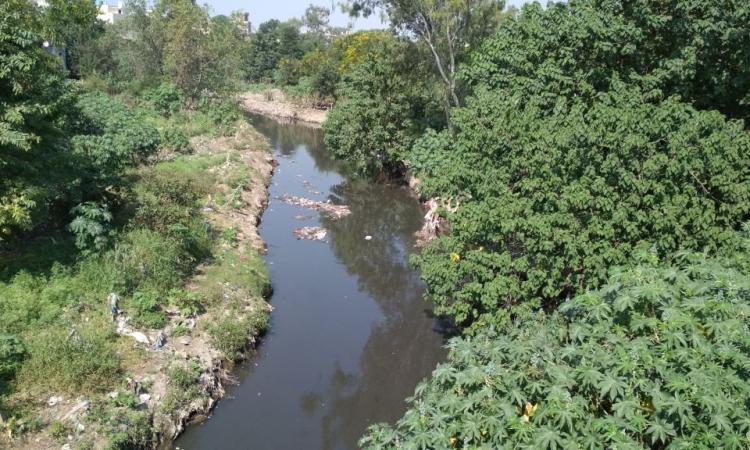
[204, 0, 534, 30]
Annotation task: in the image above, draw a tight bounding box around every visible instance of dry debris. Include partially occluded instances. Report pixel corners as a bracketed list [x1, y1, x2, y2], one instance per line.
[280, 195, 350, 219]
[293, 227, 328, 241]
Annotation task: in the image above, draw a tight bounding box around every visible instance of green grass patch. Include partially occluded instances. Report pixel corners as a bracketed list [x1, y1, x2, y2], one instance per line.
[15, 318, 121, 396]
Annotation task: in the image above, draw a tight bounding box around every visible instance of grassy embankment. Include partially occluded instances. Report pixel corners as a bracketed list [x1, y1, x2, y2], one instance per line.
[0, 87, 274, 449]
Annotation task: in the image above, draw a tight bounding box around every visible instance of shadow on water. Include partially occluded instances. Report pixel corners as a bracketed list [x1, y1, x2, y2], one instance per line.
[175, 114, 447, 450]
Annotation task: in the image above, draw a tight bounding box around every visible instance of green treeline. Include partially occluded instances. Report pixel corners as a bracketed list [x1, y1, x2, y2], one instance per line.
[320, 0, 750, 448]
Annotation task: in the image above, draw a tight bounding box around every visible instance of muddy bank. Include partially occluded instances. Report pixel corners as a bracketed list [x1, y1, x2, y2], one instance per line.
[241, 89, 328, 127]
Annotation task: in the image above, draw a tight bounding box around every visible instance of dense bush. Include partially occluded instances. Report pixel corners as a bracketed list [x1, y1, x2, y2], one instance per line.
[73, 92, 161, 175]
[410, 82, 750, 325]
[362, 247, 750, 449]
[128, 290, 167, 329]
[143, 82, 184, 117]
[160, 126, 190, 153]
[403, 0, 750, 327]
[68, 201, 113, 252]
[323, 36, 444, 176]
[463, 1, 750, 123]
[0, 335, 26, 389]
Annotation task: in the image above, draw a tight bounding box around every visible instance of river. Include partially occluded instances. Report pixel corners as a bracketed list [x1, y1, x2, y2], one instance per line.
[174, 114, 446, 450]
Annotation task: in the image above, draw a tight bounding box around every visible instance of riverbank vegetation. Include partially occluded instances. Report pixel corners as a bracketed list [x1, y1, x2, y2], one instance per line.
[310, 0, 750, 448]
[6, 0, 750, 447]
[1, 0, 271, 447]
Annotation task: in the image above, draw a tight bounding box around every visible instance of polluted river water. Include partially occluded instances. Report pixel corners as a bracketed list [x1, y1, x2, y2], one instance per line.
[174, 114, 447, 450]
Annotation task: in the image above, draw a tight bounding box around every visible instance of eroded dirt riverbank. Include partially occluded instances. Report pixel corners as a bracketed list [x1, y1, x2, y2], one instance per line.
[241, 89, 328, 127]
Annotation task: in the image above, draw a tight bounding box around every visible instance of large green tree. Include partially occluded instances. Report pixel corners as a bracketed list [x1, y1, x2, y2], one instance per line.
[346, 0, 505, 111]
[0, 0, 76, 237]
[323, 33, 444, 176]
[245, 19, 306, 82]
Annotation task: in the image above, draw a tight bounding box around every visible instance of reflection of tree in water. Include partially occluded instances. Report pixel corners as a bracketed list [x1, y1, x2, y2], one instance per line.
[321, 181, 424, 315]
[315, 181, 448, 450]
[248, 113, 339, 173]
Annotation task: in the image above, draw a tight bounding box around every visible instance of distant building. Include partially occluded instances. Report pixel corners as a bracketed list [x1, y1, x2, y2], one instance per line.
[98, 1, 127, 24]
[235, 11, 252, 36]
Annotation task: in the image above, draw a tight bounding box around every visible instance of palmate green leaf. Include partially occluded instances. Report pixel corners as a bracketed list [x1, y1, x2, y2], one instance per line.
[597, 374, 627, 402]
[533, 426, 566, 450]
[645, 419, 676, 445]
[612, 399, 640, 419]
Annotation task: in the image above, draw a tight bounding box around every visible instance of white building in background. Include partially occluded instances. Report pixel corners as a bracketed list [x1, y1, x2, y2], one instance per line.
[98, 1, 128, 24]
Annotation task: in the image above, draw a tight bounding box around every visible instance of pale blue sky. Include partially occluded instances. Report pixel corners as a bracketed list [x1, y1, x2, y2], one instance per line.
[204, 0, 533, 30]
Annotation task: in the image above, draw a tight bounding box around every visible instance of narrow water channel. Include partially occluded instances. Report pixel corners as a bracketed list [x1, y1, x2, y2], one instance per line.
[175, 114, 446, 450]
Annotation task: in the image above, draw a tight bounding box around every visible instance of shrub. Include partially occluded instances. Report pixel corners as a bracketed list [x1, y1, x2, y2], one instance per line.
[162, 362, 203, 418]
[207, 312, 266, 359]
[362, 248, 750, 449]
[95, 406, 153, 450]
[143, 83, 184, 117]
[160, 126, 191, 153]
[128, 290, 166, 329]
[200, 100, 241, 136]
[167, 288, 204, 317]
[0, 266, 79, 335]
[0, 335, 26, 390]
[72, 92, 161, 175]
[106, 229, 190, 295]
[68, 202, 113, 253]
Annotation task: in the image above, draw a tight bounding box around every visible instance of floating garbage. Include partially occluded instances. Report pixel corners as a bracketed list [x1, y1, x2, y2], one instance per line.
[280, 195, 350, 219]
[364, 235, 372, 241]
[294, 227, 327, 241]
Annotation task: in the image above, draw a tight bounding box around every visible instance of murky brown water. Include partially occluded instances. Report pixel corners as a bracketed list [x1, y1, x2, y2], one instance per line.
[174, 115, 446, 450]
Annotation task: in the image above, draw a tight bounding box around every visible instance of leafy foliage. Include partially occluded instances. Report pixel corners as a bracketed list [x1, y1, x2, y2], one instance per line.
[362, 247, 750, 449]
[323, 34, 444, 176]
[246, 19, 306, 83]
[402, 0, 750, 326]
[0, 0, 76, 236]
[411, 81, 750, 325]
[0, 335, 26, 389]
[72, 91, 161, 175]
[143, 82, 184, 117]
[68, 202, 112, 252]
[462, 0, 750, 123]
